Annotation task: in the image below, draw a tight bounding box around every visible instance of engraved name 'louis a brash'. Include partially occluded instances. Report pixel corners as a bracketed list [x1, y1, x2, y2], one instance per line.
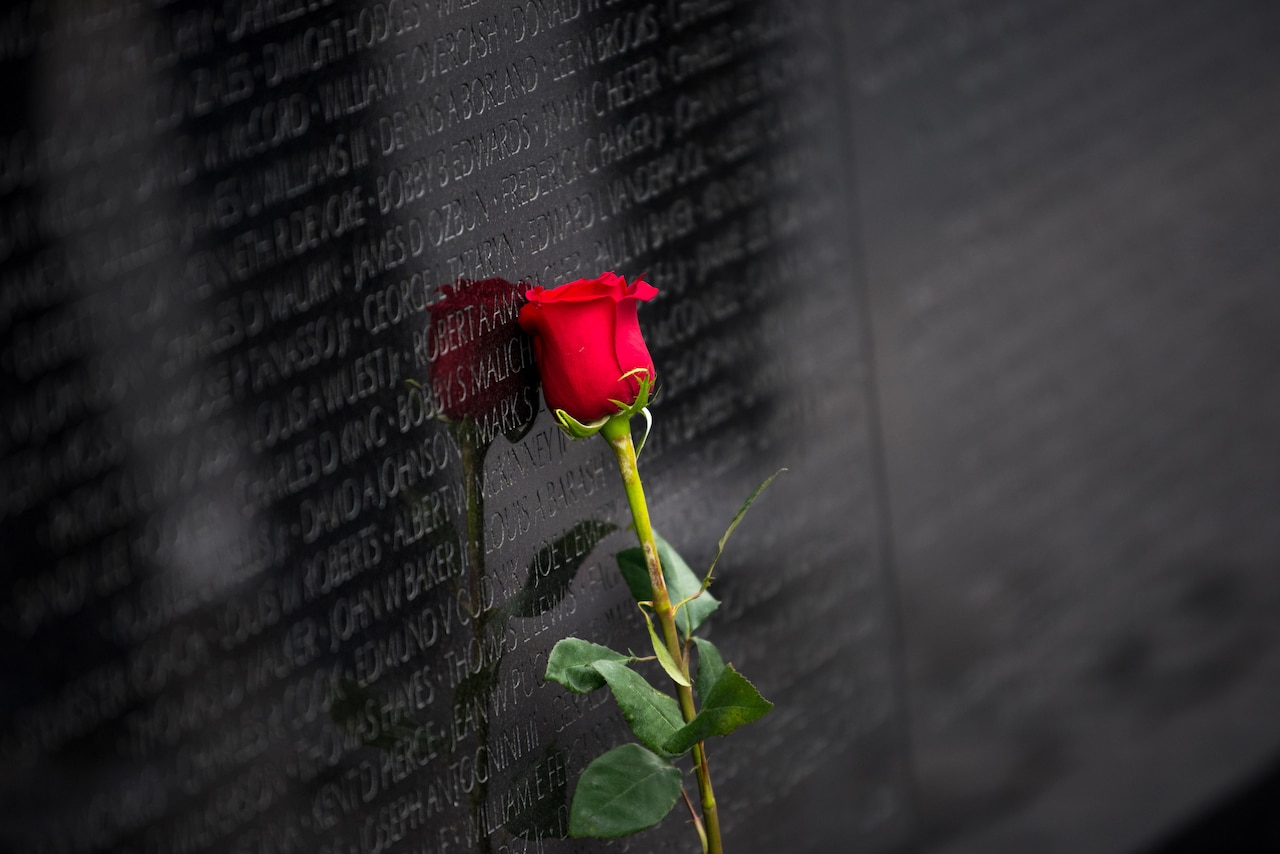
[519, 271, 779, 853]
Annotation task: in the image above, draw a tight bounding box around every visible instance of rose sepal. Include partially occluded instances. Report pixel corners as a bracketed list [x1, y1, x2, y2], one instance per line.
[553, 408, 612, 440]
[552, 369, 656, 442]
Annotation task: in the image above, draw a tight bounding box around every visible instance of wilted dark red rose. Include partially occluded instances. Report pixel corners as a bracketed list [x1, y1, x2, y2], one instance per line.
[427, 278, 539, 436]
[518, 271, 658, 424]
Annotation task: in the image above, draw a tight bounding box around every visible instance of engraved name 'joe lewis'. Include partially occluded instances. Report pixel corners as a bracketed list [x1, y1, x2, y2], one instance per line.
[0, 1, 910, 852]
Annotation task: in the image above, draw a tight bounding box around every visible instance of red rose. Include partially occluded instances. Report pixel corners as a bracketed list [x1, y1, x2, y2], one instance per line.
[427, 278, 539, 436]
[518, 272, 658, 425]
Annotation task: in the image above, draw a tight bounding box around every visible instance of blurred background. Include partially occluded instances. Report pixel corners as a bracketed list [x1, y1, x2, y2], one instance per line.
[2, 1, 1279, 852]
[840, 2, 1280, 851]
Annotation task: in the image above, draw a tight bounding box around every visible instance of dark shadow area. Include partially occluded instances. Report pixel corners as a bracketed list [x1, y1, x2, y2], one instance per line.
[1143, 757, 1280, 854]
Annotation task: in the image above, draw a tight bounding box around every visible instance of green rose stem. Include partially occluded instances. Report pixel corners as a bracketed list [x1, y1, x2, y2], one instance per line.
[600, 415, 724, 854]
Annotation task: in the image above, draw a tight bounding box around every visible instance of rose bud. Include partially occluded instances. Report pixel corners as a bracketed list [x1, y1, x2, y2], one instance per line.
[518, 271, 659, 426]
